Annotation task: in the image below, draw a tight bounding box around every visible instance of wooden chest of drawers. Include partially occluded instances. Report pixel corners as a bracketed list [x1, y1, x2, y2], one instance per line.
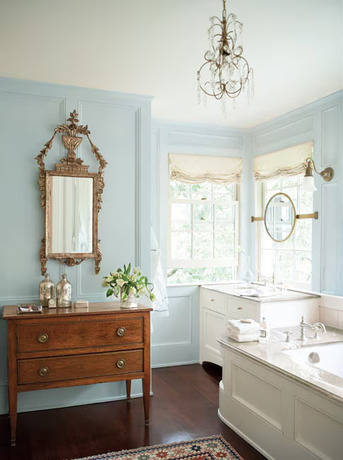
[3, 302, 152, 446]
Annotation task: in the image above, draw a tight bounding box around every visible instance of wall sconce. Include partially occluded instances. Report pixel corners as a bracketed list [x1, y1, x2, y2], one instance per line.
[302, 157, 334, 191]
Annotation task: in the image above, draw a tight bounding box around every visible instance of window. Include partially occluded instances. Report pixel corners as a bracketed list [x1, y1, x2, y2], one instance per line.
[257, 175, 313, 289]
[167, 180, 239, 284]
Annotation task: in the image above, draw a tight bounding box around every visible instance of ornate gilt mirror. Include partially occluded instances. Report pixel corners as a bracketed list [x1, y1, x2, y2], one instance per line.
[36, 110, 107, 275]
[264, 192, 296, 243]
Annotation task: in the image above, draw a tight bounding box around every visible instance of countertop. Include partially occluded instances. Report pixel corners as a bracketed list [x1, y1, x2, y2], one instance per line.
[218, 326, 343, 403]
[202, 283, 320, 303]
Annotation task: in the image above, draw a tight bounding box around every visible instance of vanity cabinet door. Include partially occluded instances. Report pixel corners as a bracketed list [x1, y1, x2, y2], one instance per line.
[200, 307, 226, 366]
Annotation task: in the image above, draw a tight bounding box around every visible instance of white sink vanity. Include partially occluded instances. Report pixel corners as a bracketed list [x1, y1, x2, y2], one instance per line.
[200, 284, 320, 366]
[200, 283, 343, 459]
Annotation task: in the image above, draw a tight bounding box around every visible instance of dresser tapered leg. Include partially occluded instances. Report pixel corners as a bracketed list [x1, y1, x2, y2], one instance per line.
[7, 321, 17, 446]
[126, 380, 131, 398]
[143, 377, 150, 424]
[8, 389, 17, 446]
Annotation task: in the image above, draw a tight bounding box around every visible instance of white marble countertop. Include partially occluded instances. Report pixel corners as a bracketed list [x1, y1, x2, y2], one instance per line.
[202, 283, 320, 302]
[218, 326, 343, 403]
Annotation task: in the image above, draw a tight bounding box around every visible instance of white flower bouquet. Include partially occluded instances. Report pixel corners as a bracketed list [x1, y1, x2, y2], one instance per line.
[102, 263, 155, 302]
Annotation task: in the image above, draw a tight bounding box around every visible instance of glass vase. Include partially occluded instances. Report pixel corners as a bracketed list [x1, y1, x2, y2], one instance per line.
[119, 289, 137, 309]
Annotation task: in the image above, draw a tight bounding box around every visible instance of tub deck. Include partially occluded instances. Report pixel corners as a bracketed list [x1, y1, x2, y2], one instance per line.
[218, 326, 343, 402]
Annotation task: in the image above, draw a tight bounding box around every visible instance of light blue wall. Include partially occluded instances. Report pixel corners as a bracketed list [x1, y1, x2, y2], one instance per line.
[151, 91, 343, 370]
[250, 91, 343, 294]
[0, 77, 152, 414]
[0, 77, 342, 415]
[150, 121, 251, 367]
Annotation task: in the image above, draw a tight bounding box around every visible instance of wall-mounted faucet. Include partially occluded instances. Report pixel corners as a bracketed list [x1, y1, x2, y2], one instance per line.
[300, 316, 326, 341]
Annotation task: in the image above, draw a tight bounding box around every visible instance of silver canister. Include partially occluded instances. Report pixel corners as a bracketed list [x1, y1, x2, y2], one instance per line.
[39, 273, 55, 307]
[56, 274, 72, 308]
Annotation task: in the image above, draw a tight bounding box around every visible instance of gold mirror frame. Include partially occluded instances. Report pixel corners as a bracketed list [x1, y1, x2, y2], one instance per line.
[264, 192, 296, 243]
[35, 110, 107, 275]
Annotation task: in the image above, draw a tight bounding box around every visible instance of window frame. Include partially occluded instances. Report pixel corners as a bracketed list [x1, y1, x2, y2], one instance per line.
[167, 180, 240, 280]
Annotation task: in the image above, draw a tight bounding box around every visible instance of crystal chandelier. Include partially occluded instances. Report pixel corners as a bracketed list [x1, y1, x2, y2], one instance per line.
[197, 0, 253, 103]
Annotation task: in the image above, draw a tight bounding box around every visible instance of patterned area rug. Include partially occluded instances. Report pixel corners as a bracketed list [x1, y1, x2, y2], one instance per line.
[73, 435, 243, 459]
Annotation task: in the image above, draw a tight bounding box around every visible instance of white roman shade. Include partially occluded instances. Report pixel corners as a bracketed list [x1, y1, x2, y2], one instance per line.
[169, 153, 243, 184]
[253, 142, 313, 181]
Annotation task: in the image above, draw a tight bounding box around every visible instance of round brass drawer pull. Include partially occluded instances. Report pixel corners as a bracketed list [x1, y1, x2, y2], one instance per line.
[116, 327, 126, 337]
[38, 366, 49, 377]
[116, 359, 126, 369]
[37, 333, 49, 343]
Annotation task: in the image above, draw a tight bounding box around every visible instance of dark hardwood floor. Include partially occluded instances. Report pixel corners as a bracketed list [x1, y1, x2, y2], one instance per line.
[0, 363, 266, 460]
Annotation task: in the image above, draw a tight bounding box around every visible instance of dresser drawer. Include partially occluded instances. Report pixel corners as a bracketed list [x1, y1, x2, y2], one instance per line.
[201, 289, 227, 314]
[227, 297, 257, 320]
[17, 318, 143, 353]
[18, 350, 143, 385]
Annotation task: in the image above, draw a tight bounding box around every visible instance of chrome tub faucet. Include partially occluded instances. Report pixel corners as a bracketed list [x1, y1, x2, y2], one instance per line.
[300, 316, 326, 340]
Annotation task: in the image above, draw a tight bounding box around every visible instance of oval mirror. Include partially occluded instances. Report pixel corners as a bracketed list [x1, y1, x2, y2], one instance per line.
[264, 192, 296, 242]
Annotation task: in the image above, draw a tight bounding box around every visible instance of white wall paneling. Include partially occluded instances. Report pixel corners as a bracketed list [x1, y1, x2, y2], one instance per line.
[151, 122, 250, 367]
[151, 286, 199, 367]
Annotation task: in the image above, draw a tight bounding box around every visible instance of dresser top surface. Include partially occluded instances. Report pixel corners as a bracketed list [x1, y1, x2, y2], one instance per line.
[2, 302, 152, 320]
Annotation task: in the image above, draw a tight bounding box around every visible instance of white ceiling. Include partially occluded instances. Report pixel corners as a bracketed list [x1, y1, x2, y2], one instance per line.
[0, 0, 342, 129]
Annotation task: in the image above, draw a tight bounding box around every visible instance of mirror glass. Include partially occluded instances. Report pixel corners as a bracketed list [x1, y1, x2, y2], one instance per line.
[50, 176, 93, 253]
[264, 192, 296, 242]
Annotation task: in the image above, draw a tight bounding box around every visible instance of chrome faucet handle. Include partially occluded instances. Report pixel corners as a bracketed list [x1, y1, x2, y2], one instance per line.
[300, 316, 305, 341]
[284, 330, 292, 343]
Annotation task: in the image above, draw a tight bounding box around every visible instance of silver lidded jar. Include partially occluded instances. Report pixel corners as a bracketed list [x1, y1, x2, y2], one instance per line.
[56, 274, 72, 308]
[39, 273, 55, 307]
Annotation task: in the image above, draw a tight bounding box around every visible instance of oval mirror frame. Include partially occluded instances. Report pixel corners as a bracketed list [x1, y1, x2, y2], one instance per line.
[35, 110, 107, 275]
[264, 192, 296, 243]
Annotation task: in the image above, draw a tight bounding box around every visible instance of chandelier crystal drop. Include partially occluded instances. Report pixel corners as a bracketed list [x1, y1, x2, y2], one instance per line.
[197, 0, 254, 103]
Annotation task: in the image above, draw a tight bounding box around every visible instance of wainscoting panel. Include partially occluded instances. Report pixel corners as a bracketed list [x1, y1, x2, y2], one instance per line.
[76, 100, 139, 298]
[254, 115, 314, 154]
[320, 182, 338, 294]
[151, 286, 200, 367]
[169, 130, 243, 151]
[321, 105, 339, 166]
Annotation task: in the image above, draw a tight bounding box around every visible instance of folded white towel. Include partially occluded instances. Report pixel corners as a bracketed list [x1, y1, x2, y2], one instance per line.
[227, 319, 260, 335]
[227, 331, 259, 342]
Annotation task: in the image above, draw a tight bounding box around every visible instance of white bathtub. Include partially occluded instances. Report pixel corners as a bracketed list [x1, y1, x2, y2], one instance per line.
[218, 331, 343, 460]
[283, 341, 343, 379]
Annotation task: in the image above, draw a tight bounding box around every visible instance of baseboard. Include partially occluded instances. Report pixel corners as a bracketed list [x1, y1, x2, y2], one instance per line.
[217, 408, 274, 460]
[152, 360, 199, 369]
[0, 381, 153, 415]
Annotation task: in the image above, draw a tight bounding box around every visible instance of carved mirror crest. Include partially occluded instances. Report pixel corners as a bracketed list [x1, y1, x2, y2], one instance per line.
[36, 110, 107, 275]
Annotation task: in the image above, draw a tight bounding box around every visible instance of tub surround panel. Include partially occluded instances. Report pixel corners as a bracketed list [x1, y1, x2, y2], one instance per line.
[295, 399, 343, 460]
[231, 363, 282, 430]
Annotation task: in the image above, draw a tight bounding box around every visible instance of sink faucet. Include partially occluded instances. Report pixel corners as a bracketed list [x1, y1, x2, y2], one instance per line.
[300, 316, 327, 340]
